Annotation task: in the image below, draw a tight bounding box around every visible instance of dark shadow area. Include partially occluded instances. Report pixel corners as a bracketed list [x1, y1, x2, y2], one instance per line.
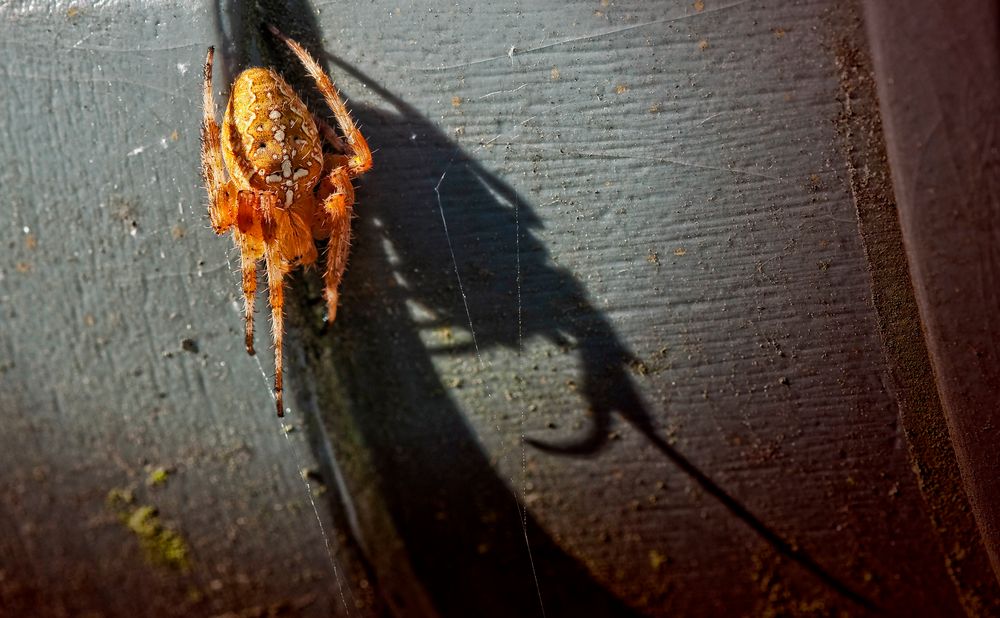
[221, 2, 877, 615]
[323, 65, 877, 617]
[293, 114, 645, 616]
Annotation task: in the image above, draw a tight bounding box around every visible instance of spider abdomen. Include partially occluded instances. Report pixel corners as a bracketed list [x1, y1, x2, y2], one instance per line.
[221, 68, 323, 205]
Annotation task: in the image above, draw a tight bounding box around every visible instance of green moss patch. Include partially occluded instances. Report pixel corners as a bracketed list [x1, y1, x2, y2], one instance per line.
[106, 488, 191, 571]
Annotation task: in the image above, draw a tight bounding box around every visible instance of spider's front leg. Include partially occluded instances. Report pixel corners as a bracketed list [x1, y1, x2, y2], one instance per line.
[256, 190, 291, 417]
[234, 191, 268, 356]
[205, 47, 257, 355]
[201, 46, 237, 234]
[268, 25, 373, 177]
[314, 155, 356, 323]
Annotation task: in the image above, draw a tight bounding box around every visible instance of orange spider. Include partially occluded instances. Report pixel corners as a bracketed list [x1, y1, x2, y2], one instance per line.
[201, 25, 371, 416]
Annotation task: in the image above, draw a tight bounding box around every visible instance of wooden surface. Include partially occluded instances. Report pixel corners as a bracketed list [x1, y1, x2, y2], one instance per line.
[0, 1, 994, 616]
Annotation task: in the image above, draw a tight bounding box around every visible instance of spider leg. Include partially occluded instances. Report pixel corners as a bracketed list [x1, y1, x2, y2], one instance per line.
[240, 256, 258, 356]
[201, 46, 236, 233]
[268, 24, 372, 177]
[316, 159, 355, 323]
[273, 197, 320, 267]
[233, 191, 267, 355]
[313, 115, 349, 155]
[255, 191, 287, 417]
[265, 248, 289, 417]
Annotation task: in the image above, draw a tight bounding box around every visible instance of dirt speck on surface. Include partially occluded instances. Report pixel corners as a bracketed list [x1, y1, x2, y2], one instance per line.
[648, 550, 668, 571]
[749, 554, 842, 618]
[111, 195, 139, 235]
[629, 359, 649, 376]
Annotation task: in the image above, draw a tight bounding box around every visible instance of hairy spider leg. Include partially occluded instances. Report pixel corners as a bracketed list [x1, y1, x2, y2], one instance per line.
[240, 261, 258, 354]
[202, 47, 237, 233]
[235, 191, 266, 356]
[265, 248, 289, 417]
[204, 47, 264, 356]
[249, 191, 286, 417]
[268, 25, 372, 177]
[316, 157, 355, 322]
[313, 115, 349, 155]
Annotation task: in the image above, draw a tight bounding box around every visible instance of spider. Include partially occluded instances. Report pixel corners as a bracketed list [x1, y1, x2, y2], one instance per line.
[201, 25, 371, 416]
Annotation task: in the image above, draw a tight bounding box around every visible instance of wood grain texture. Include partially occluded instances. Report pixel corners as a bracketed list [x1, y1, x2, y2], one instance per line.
[0, 0, 986, 616]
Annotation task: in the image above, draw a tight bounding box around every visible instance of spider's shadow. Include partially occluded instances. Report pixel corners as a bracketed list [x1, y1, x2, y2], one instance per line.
[217, 1, 876, 615]
[304, 72, 878, 617]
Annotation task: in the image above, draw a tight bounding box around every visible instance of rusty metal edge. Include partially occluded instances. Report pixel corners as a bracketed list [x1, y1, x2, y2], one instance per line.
[825, 5, 1000, 617]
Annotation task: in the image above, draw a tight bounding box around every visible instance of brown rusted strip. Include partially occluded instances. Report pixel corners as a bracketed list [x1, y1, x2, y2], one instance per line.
[831, 8, 1000, 616]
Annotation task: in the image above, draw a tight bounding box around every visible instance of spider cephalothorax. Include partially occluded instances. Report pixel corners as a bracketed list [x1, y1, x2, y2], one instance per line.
[201, 25, 371, 416]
